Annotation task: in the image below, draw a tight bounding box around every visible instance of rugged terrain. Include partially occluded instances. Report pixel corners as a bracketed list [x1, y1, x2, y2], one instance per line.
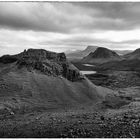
[0, 48, 140, 138]
[70, 47, 140, 138]
[1, 103, 140, 138]
[0, 49, 113, 113]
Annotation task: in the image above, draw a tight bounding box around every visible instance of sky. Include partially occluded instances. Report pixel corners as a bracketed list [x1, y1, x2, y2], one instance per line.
[1, 2, 140, 55]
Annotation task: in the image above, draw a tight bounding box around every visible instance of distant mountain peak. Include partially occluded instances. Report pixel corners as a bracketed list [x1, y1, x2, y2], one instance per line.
[66, 45, 98, 59]
[82, 47, 121, 64]
[89, 47, 120, 58]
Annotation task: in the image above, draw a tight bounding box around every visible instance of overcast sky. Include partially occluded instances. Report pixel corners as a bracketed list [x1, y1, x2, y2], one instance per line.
[0, 2, 140, 55]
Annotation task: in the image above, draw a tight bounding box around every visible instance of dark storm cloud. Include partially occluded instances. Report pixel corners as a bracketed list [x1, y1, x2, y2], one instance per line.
[1, 2, 140, 56]
[0, 2, 140, 33]
[0, 2, 96, 33]
[75, 2, 140, 31]
[0, 3, 74, 33]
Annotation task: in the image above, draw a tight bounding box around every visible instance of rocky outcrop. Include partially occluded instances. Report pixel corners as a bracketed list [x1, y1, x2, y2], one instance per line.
[0, 55, 18, 64]
[16, 49, 67, 62]
[0, 49, 83, 82]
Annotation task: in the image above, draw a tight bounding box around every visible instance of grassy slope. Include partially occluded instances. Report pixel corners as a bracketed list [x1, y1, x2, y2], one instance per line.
[0, 62, 114, 114]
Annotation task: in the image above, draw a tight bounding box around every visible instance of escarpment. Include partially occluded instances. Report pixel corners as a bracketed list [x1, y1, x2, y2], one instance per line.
[0, 49, 83, 82]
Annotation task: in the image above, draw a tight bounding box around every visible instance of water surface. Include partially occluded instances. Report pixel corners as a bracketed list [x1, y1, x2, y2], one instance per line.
[80, 71, 96, 75]
[82, 64, 95, 67]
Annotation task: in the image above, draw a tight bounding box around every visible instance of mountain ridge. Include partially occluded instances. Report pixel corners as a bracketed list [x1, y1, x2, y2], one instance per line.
[124, 48, 140, 59]
[66, 46, 98, 59]
[66, 46, 132, 60]
[81, 47, 121, 64]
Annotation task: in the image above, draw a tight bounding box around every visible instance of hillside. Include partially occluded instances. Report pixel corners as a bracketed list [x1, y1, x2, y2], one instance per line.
[124, 48, 140, 60]
[95, 59, 140, 71]
[0, 48, 115, 115]
[81, 47, 121, 64]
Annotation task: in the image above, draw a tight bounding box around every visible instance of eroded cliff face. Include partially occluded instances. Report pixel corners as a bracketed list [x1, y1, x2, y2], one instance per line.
[16, 49, 67, 62]
[0, 49, 83, 82]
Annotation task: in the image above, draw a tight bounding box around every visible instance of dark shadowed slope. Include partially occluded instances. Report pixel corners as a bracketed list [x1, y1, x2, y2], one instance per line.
[124, 48, 140, 60]
[95, 59, 140, 71]
[95, 48, 140, 71]
[81, 47, 121, 64]
[0, 49, 114, 114]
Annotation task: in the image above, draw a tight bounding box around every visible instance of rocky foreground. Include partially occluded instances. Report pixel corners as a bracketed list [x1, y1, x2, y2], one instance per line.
[0, 103, 140, 138]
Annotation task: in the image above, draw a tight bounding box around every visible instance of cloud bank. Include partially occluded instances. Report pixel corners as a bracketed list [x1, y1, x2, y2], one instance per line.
[0, 2, 140, 55]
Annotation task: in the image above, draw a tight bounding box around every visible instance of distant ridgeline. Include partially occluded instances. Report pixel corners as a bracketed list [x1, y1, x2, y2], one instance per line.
[0, 49, 83, 82]
[81, 47, 121, 64]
